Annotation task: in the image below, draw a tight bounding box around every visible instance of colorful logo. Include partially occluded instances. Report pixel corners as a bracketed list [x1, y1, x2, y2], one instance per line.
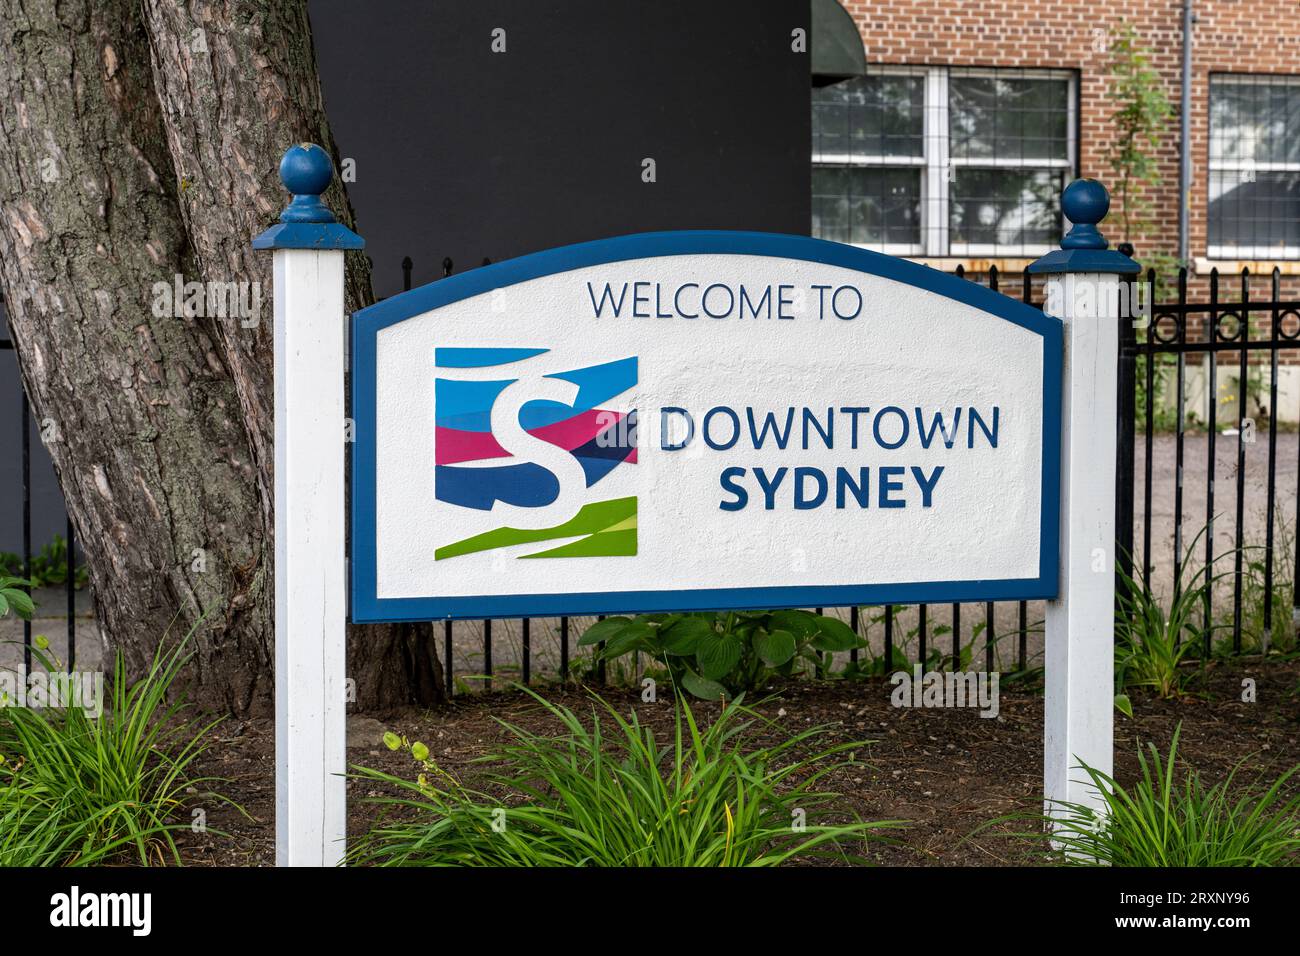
[433, 347, 637, 559]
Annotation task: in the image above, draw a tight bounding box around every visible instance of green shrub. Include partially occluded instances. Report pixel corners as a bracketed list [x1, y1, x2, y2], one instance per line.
[577, 609, 865, 700]
[1232, 518, 1298, 657]
[1027, 726, 1300, 867]
[349, 688, 899, 866]
[1115, 527, 1229, 699]
[0, 633, 231, 866]
[0, 535, 88, 591]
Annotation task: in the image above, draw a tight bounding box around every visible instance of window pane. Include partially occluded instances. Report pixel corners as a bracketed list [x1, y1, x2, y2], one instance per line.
[812, 74, 924, 159]
[812, 167, 921, 247]
[950, 75, 1069, 161]
[1210, 78, 1300, 166]
[950, 168, 1063, 247]
[1209, 170, 1300, 252]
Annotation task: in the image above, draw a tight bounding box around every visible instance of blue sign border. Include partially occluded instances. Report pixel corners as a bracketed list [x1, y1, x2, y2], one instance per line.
[350, 230, 1062, 622]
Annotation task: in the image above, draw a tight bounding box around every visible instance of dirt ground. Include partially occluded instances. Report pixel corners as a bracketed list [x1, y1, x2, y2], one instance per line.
[173, 657, 1300, 867]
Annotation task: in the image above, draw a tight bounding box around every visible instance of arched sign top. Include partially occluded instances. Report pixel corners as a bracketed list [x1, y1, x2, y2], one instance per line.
[353, 230, 1060, 341]
[351, 230, 1061, 623]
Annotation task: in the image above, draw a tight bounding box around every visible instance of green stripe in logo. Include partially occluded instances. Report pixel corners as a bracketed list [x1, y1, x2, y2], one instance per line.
[435, 496, 637, 560]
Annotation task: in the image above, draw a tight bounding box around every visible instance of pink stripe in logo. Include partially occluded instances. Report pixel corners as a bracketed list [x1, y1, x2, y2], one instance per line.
[436, 408, 631, 465]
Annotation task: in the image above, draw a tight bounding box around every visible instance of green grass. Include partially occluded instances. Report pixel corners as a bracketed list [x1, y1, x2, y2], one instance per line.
[0, 633, 232, 866]
[349, 688, 900, 866]
[1010, 726, 1300, 867]
[1115, 527, 1230, 699]
[1230, 516, 1298, 657]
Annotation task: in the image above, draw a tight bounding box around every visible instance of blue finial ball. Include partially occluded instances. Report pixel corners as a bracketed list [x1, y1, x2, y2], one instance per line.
[280, 143, 333, 197]
[1061, 179, 1109, 226]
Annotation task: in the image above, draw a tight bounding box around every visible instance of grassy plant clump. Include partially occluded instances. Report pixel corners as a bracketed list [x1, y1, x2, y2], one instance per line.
[1115, 527, 1229, 700]
[1233, 517, 1298, 657]
[350, 688, 899, 866]
[0, 634, 229, 866]
[1009, 726, 1300, 867]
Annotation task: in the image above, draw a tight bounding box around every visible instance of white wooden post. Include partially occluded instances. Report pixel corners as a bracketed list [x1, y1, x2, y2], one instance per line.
[254, 144, 363, 867]
[1032, 181, 1138, 823]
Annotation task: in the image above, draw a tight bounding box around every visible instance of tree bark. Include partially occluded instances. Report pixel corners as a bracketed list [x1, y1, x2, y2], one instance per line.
[0, 0, 444, 714]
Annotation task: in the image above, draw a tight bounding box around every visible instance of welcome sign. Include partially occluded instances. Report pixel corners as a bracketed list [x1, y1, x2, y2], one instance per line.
[350, 231, 1061, 622]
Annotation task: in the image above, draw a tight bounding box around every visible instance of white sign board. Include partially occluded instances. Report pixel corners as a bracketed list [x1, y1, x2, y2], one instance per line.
[350, 232, 1060, 621]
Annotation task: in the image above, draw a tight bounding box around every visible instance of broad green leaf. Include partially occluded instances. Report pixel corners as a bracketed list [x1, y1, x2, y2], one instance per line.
[1114, 693, 1134, 718]
[753, 628, 797, 667]
[1, 587, 33, 619]
[680, 667, 728, 701]
[810, 615, 863, 651]
[661, 615, 714, 656]
[577, 616, 633, 647]
[601, 622, 657, 658]
[770, 609, 818, 637]
[696, 634, 743, 681]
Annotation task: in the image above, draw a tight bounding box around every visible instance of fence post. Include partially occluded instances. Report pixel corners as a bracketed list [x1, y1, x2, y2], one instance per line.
[253, 144, 363, 866]
[1030, 180, 1138, 823]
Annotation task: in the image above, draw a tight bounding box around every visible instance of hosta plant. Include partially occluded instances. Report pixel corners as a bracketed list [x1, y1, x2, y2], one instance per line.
[578, 609, 865, 699]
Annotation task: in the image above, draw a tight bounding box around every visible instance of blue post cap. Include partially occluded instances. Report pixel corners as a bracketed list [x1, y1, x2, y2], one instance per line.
[252, 143, 364, 251]
[279, 143, 337, 223]
[1028, 179, 1138, 275]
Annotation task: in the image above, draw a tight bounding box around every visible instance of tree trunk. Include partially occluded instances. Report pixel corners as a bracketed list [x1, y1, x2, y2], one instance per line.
[0, 0, 443, 714]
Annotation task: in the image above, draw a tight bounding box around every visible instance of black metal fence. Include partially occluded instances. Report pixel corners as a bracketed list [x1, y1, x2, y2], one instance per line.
[4, 257, 1296, 691]
[1116, 265, 1300, 657]
[0, 318, 79, 674]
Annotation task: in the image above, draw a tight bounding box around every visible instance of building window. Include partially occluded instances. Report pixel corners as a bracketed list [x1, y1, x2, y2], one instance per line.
[812, 66, 1076, 258]
[1209, 74, 1300, 259]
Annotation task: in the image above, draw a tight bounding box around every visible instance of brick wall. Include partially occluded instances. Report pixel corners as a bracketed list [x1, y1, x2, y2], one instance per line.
[838, 0, 1300, 307]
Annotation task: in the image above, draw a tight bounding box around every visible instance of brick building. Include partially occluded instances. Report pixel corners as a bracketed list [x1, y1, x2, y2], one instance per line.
[811, 0, 1300, 418]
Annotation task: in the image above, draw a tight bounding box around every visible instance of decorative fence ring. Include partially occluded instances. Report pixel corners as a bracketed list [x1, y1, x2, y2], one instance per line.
[1277, 309, 1300, 342]
[1151, 312, 1182, 345]
[1214, 311, 1244, 342]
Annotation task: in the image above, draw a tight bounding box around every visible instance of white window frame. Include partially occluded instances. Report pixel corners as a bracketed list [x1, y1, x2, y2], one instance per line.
[1207, 73, 1300, 260]
[812, 65, 929, 256]
[812, 65, 1078, 259]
